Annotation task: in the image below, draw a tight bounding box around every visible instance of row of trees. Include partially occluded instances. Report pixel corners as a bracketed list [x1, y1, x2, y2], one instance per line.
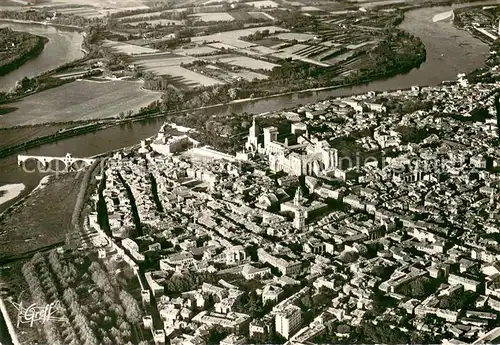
[151, 37, 191, 50]
[47, 250, 78, 289]
[239, 28, 273, 41]
[22, 253, 88, 345]
[21, 251, 144, 345]
[0, 10, 105, 27]
[108, 2, 176, 19]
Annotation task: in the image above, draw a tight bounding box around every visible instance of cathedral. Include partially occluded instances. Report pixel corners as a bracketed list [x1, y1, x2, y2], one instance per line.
[245, 118, 339, 177]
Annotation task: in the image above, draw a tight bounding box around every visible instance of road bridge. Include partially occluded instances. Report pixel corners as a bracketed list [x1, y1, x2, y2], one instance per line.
[17, 153, 96, 172]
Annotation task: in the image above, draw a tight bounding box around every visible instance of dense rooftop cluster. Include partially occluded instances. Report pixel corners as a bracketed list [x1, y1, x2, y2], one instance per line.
[82, 69, 500, 345]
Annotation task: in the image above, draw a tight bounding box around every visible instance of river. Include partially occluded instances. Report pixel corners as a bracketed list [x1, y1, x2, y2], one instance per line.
[0, 20, 84, 92]
[0, 2, 493, 213]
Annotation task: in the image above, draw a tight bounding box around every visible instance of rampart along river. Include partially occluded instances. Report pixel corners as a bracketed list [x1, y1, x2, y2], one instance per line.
[0, 20, 84, 92]
[0, 1, 495, 215]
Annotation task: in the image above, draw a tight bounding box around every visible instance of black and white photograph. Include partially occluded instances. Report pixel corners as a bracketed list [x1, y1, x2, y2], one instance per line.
[0, 0, 499, 344]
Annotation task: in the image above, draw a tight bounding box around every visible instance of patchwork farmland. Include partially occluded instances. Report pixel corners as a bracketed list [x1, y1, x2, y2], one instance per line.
[129, 53, 223, 88]
[189, 12, 236, 22]
[102, 40, 160, 55]
[104, 11, 387, 88]
[212, 55, 279, 71]
[126, 19, 184, 26]
[26, 0, 418, 99]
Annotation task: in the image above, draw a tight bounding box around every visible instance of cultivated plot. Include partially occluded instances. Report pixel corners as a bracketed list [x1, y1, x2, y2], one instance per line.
[152, 65, 224, 88]
[274, 32, 316, 42]
[301, 6, 323, 12]
[189, 12, 236, 22]
[203, 0, 238, 4]
[32, 0, 149, 9]
[174, 46, 219, 56]
[215, 55, 279, 70]
[0, 80, 161, 127]
[130, 52, 197, 69]
[102, 40, 160, 55]
[192, 26, 288, 49]
[246, 0, 279, 8]
[117, 11, 163, 20]
[51, 6, 107, 18]
[248, 12, 275, 20]
[130, 53, 222, 88]
[229, 70, 268, 81]
[126, 19, 184, 26]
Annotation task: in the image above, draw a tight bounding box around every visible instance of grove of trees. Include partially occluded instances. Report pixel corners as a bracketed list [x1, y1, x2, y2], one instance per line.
[21, 250, 145, 345]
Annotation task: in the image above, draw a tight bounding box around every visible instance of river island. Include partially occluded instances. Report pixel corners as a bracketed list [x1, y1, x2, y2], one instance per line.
[0, 27, 47, 78]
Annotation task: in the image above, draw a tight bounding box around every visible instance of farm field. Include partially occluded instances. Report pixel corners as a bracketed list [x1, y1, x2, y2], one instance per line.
[0, 80, 161, 127]
[270, 51, 330, 66]
[247, 0, 279, 8]
[281, 0, 304, 5]
[281, 43, 310, 54]
[242, 45, 276, 55]
[229, 70, 268, 81]
[252, 38, 284, 47]
[196, 63, 269, 82]
[130, 53, 222, 88]
[189, 12, 236, 22]
[0, 0, 28, 6]
[124, 37, 166, 46]
[301, 6, 323, 11]
[117, 11, 163, 20]
[0, 173, 82, 259]
[158, 65, 223, 87]
[174, 45, 219, 55]
[274, 32, 316, 42]
[207, 42, 245, 50]
[248, 11, 275, 20]
[358, 0, 407, 7]
[203, 0, 238, 4]
[224, 11, 249, 21]
[49, 6, 107, 18]
[126, 18, 184, 26]
[0, 124, 69, 149]
[194, 36, 253, 49]
[192, 26, 288, 49]
[130, 52, 197, 68]
[102, 39, 159, 55]
[31, 0, 149, 9]
[322, 50, 358, 65]
[214, 55, 279, 70]
[346, 40, 378, 49]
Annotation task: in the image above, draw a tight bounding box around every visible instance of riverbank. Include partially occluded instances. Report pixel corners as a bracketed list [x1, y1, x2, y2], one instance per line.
[0, 184, 25, 207]
[0, 21, 85, 92]
[0, 173, 80, 260]
[0, 76, 420, 159]
[0, 28, 48, 77]
[0, 176, 49, 221]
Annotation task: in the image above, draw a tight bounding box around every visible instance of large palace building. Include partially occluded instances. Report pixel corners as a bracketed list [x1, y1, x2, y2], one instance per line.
[245, 118, 338, 176]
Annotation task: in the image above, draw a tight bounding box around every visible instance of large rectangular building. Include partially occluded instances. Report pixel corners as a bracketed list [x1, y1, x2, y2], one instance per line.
[275, 305, 301, 339]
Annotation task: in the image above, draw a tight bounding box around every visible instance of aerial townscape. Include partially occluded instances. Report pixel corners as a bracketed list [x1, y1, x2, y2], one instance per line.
[0, 0, 500, 345]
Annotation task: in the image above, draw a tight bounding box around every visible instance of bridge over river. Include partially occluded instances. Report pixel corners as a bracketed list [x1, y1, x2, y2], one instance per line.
[17, 153, 95, 172]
